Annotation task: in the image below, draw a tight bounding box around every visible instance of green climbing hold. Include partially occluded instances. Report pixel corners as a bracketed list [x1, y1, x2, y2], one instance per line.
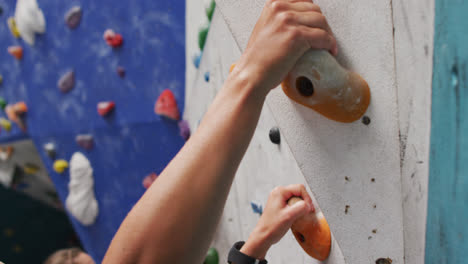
[198, 25, 209, 51]
[206, 0, 216, 21]
[203, 248, 219, 264]
[0, 97, 7, 110]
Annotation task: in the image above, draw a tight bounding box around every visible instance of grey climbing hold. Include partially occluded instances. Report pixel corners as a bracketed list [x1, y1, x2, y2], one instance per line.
[58, 70, 75, 93]
[44, 142, 56, 159]
[76, 134, 94, 150]
[269, 127, 281, 144]
[65, 6, 82, 29]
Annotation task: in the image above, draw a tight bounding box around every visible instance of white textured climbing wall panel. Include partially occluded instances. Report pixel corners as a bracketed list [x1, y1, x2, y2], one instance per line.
[185, 9, 346, 263]
[392, 1, 434, 263]
[215, 0, 405, 263]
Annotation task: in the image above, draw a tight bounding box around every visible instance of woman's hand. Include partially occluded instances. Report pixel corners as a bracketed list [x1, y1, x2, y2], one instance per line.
[233, 0, 337, 95]
[240, 184, 315, 259]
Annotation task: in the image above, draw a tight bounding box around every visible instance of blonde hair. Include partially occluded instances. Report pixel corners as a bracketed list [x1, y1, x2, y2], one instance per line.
[43, 248, 83, 264]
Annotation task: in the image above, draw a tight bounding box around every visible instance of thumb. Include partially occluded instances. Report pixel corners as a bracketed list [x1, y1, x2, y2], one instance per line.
[285, 200, 310, 222]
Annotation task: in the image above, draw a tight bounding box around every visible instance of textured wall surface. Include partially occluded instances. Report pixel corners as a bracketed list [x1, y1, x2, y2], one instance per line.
[426, 0, 468, 263]
[215, 0, 405, 263]
[392, 0, 434, 263]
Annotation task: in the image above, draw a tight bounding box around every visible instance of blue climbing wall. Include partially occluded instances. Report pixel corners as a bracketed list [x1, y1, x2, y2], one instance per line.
[0, 0, 186, 261]
[426, 0, 468, 263]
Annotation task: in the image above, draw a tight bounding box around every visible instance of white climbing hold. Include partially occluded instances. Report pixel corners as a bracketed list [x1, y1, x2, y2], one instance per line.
[14, 0, 46, 45]
[65, 152, 98, 226]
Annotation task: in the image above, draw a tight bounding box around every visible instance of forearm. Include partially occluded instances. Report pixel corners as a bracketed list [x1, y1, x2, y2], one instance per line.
[103, 70, 267, 264]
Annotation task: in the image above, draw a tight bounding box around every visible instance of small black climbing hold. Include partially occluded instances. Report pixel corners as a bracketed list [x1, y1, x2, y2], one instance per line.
[362, 115, 371, 125]
[296, 76, 314, 97]
[376, 258, 392, 264]
[269, 127, 280, 144]
[0, 6, 3, 16]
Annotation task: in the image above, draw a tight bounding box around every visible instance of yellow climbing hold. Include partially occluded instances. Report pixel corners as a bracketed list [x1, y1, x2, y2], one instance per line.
[7, 17, 21, 38]
[53, 160, 69, 173]
[24, 163, 40, 174]
[0, 118, 12, 132]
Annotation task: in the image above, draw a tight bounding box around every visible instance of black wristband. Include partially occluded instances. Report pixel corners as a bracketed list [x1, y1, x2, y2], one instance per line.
[227, 241, 268, 264]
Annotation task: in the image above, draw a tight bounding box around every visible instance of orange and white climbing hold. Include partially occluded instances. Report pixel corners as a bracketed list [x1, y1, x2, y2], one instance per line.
[282, 50, 370, 123]
[288, 197, 332, 261]
[8, 46, 23, 60]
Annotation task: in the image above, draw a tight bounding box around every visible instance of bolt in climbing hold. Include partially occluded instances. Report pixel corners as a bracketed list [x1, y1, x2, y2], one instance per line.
[155, 89, 180, 120]
[0, 118, 12, 132]
[198, 24, 209, 51]
[44, 143, 56, 159]
[0, 98, 6, 110]
[58, 70, 75, 93]
[65, 6, 82, 29]
[24, 163, 40, 174]
[103, 29, 123, 48]
[178, 120, 191, 141]
[7, 17, 21, 38]
[117, 66, 126, 78]
[97, 101, 115, 117]
[205, 0, 216, 21]
[204, 248, 219, 264]
[53, 160, 69, 174]
[76, 134, 94, 150]
[142, 172, 158, 189]
[204, 71, 210, 82]
[269, 127, 281, 144]
[7, 46, 23, 60]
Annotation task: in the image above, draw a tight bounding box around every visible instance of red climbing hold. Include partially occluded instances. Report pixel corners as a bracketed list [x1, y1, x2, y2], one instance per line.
[155, 89, 180, 120]
[97, 101, 115, 116]
[142, 172, 158, 189]
[7, 46, 23, 60]
[103, 29, 123, 48]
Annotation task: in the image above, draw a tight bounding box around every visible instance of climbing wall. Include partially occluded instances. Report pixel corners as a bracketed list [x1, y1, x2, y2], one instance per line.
[0, 0, 186, 262]
[187, 0, 434, 263]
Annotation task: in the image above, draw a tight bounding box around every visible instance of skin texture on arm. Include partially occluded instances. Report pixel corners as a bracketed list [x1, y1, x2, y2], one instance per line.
[103, 0, 337, 263]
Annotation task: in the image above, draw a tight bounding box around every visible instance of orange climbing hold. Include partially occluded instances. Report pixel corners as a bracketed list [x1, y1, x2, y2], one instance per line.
[288, 197, 332, 261]
[13, 102, 27, 115]
[155, 89, 180, 120]
[281, 50, 370, 123]
[7, 46, 23, 60]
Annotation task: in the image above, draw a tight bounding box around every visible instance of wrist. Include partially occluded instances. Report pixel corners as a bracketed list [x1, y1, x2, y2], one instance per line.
[240, 229, 272, 259]
[227, 60, 270, 101]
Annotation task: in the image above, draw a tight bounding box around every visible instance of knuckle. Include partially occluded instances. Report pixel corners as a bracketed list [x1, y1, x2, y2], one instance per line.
[271, 186, 282, 195]
[279, 11, 294, 24]
[271, 1, 285, 13]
